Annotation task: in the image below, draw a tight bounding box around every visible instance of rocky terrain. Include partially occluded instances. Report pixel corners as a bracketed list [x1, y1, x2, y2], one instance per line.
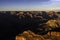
[15, 11, 60, 40]
[0, 11, 60, 40]
[16, 30, 60, 40]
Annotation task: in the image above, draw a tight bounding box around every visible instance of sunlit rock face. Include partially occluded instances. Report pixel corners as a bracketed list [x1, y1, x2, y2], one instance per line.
[46, 20, 60, 28]
[46, 20, 58, 28]
[16, 36, 26, 40]
[16, 30, 45, 40]
[16, 30, 60, 40]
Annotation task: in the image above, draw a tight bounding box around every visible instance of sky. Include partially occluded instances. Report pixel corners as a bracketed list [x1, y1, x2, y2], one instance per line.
[0, 0, 60, 11]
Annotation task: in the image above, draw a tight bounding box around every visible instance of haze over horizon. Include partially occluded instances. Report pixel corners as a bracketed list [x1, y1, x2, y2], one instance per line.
[0, 0, 60, 11]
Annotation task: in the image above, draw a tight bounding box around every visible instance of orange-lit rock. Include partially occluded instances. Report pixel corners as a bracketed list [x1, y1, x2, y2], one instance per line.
[16, 30, 45, 40]
[16, 36, 26, 40]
